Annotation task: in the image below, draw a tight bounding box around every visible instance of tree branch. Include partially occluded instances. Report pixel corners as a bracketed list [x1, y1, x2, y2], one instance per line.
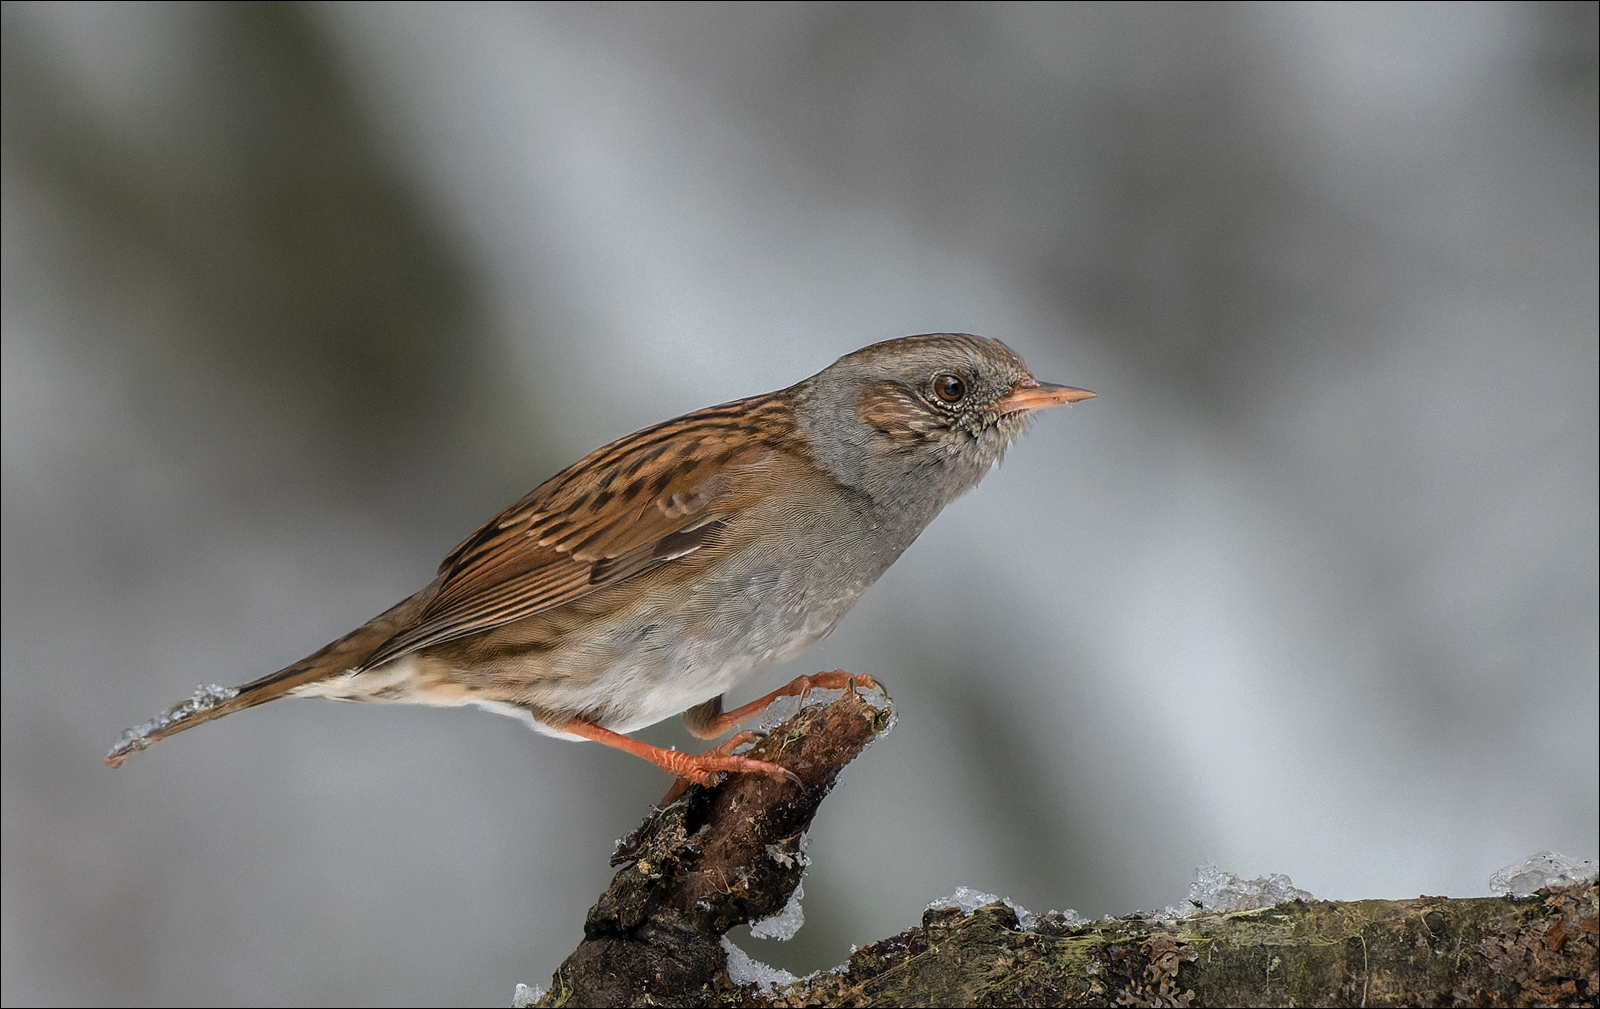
[742, 883, 1597, 1007]
[532, 687, 893, 1008]
[530, 690, 1597, 1007]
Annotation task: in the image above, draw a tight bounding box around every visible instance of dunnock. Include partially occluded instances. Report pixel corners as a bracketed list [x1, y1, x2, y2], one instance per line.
[106, 334, 1093, 785]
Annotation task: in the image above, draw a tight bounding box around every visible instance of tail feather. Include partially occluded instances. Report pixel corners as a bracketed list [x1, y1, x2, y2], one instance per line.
[105, 591, 427, 768]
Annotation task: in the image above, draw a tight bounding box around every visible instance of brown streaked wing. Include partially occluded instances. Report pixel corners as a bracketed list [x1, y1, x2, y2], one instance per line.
[359, 393, 798, 668]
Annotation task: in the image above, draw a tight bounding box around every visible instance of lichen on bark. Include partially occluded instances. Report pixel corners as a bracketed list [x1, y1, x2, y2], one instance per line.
[735, 882, 1598, 1007]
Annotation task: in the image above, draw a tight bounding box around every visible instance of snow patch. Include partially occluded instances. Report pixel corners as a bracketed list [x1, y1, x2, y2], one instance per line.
[929, 885, 1005, 916]
[1489, 851, 1599, 898]
[1037, 908, 1086, 930]
[1159, 863, 1314, 919]
[749, 833, 809, 939]
[722, 935, 798, 994]
[750, 882, 805, 940]
[925, 886, 1076, 931]
[929, 867, 1310, 932]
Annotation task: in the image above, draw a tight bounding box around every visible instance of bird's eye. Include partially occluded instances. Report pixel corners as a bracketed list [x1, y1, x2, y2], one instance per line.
[933, 373, 966, 404]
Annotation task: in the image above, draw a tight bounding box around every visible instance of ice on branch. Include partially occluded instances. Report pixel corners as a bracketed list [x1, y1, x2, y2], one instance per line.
[753, 689, 844, 732]
[929, 885, 1006, 916]
[926, 886, 1077, 931]
[750, 834, 809, 940]
[750, 881, 805, 940]
[721, 935, 799, 994]
[930, 867, 1310, 932]
[751, 680, 894, 734]
[107, 684, 237, 759]
[1159, 864, 1314, 919]
[1489, 851, 1599, 898]
[764, 838, 810, 871]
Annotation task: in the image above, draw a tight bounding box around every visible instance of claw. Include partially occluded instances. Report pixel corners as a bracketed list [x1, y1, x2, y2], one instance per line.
[659, 752, 797, 805]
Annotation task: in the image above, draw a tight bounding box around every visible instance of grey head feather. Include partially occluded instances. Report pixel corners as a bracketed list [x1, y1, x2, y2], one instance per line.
[793, 333, 1037, 543]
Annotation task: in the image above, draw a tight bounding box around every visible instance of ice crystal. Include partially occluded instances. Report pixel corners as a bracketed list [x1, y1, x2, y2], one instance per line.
[1489, 851, 1599, 898]
[721, 935, 798, 994]
[928, 885, 1002, 916]
[1158, 863, 1314, 919]
[750, 882, 805, 940]
[764, 841, 809, 871]
[1034, 908, 1086, 931]
[926, 886, 1049, 930]
[510, 981, 545, 1007]
[107, 683, 237, 759]
[748, 833, 809, 939]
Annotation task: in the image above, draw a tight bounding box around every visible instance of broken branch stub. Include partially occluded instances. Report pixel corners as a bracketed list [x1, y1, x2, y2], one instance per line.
[535, 687, 893, 1008]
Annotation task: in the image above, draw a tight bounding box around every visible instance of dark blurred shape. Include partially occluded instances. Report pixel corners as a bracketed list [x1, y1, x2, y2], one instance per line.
[1532, 1, 1599, 107]
[1, 1, 489, 492]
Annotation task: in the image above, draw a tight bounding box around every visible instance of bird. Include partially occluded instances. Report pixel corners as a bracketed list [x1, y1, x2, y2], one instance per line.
[105, 333, 1094, 787]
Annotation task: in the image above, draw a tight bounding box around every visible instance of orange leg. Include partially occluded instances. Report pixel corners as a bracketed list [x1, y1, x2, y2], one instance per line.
[559, 719, 799, 792]
[684, 670, 884, 740]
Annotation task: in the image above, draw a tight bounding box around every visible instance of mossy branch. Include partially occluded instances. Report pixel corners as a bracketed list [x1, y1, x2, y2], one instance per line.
[742, 884, 1597, 1007]
[532, 688, 1597, 1007]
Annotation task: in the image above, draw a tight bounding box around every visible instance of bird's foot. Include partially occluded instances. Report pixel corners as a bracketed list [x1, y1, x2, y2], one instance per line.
[657, 730, 800, 805]
[557, 718, 799, 805]
[687, 670, 885, 739]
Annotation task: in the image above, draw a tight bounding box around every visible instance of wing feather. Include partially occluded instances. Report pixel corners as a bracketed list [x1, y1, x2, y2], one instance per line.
[360, 393, 799, 668]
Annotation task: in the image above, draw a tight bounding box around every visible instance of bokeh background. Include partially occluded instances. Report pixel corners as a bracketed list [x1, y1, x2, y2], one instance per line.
[3, 2, 1595, 1005]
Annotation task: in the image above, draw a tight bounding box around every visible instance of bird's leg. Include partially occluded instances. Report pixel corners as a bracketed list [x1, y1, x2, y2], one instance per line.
[557, 718, 798, 792]
[682, 670, 884, 740]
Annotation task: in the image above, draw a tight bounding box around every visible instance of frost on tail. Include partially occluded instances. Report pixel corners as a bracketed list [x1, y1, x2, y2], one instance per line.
[102, 590, 434, 768]
[105, 684, 241, 767]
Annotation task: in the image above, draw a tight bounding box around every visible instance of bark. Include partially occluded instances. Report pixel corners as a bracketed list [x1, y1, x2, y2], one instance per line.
[533, 687, 894, 1008]
[740, 885, 1598, 1008]
[532, 689, 1598, 1008]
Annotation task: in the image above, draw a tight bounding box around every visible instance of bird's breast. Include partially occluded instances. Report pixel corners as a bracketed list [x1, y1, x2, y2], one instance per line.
[431, 482, 903, 733]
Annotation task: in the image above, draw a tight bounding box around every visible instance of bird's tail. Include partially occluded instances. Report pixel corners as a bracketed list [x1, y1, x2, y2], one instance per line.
[104, 592, 426, 768]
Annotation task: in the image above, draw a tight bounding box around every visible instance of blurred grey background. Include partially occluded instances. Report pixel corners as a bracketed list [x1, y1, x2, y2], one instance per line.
[3, 2, 1595, 1005]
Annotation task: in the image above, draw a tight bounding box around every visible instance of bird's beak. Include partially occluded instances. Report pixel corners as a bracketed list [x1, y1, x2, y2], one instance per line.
[996, 378, 1096, 413]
